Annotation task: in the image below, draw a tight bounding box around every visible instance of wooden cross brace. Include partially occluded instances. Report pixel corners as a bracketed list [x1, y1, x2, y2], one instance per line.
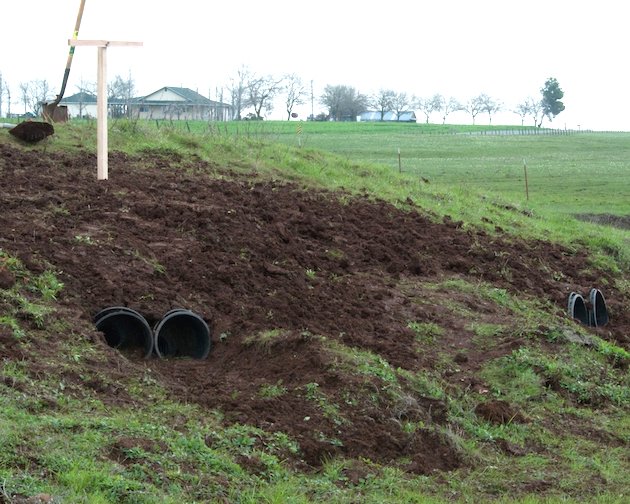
[71, 39, 143, 180]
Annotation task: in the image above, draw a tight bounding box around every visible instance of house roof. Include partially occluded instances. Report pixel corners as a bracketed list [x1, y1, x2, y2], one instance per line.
[60, 92, 97, 104]
[140, 86, 229, 107]
[61, 87, 232, 108]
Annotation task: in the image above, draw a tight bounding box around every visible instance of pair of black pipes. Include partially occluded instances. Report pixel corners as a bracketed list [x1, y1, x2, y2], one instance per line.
[94, 307, 211, 359]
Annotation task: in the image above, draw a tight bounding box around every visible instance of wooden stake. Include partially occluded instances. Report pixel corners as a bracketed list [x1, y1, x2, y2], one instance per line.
[398, 148, 402, 173]
[97, 46, 107, 180]
[523, 159, 530, 201]
[70, 39, 142, 180]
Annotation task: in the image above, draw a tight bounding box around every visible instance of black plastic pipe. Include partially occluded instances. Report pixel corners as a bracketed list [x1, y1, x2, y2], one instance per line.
[94, 306, 153, 358]
[154, 309, 211, 359]
[589, 288, 609, 327]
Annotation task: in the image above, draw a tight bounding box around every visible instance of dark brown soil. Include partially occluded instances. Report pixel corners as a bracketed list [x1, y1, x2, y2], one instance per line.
[574, 213, 630, 230]
[1, 142, 628, 475]
[8, 121, 54, 143]
[475, 400, 526, 425]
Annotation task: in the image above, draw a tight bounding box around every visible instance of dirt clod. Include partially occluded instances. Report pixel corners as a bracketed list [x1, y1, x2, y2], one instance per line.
[8, 121, 54, 143]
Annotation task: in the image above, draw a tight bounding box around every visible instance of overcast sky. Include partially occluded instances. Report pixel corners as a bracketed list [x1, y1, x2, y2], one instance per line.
[2, 0, 628, 130]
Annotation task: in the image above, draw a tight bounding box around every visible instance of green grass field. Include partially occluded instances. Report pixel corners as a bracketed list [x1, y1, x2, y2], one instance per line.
[72, 118, 629, 217]
[189, 120, 630, 216]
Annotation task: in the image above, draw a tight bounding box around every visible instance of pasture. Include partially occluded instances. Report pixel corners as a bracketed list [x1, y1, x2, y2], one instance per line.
[195, 120, 630, 216]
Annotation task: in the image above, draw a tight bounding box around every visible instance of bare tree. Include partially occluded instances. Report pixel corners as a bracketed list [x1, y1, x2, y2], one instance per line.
[417, 94, 442, 124]
[284, 73, 307, 120]
[513, 100, 530, 126]
[528, 97, 544, 127]
[74, 79, 97, 118]
[19, 82, 30, 115]
[391, 92, 411, 120]
[478, 93, 501, 124]
[108, 72, 135, 118]
[4, 80, 11, 117]
[516, 96, 544, 127]
[246, 73, 284, 119]
[463, 94, 486, 125]
[227, 66, 250, 120]
[108, 74, 133, 100]
[0, 71, 4, 117]
[18, 80, 51, 116]
[440, 96, 461, 124]
[371, 89, 396, 120]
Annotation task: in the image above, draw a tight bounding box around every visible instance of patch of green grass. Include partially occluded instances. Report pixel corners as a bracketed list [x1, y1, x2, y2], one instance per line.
[0, 259, 63, 332]
[0, 360, 30, 386]
[258, 381, 288, 399]
[470, 322, 507, 349]
[325, 339, 398, 386]
[30, 270, 64, 301]
[73, 234, 96, 245]
[131, 249, 167, 275]
[482, 344, 630, 407]
[0, 314, 24, 338]
[302, 382, 347, 427]
[243, 328, 288, 348]
[407, 321, 443, 343]
[481, 354, 545, 403]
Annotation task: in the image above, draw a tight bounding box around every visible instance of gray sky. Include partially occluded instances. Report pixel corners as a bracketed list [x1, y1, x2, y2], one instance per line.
[2, 0, 628, 130]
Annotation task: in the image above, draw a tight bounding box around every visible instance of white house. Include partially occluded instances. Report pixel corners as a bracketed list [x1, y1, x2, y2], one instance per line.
[131, 87, 233, 121]
[59, 92, 98, 119]
[60, 87, 234, 121]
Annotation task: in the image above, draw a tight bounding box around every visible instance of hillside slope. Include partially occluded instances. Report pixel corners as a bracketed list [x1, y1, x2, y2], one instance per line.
[0, 141, 628, 502]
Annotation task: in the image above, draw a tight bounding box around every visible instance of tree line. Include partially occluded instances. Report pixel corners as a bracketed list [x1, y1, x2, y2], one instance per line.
[0, 65, 565, 127]
[0, 71, 136, 119]
[319, 77, 565, 127]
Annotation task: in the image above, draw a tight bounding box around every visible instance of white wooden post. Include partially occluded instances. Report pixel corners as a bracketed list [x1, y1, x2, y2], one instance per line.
[71, 40, 142, 180]
[97, 45, 107, 180]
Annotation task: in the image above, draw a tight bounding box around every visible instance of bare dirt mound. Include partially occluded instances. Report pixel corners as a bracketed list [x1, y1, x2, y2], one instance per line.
[1, 143, 628, 474]
[574, 213, 630, 230]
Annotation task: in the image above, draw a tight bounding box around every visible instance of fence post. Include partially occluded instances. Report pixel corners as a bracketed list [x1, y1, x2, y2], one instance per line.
[523, 159, 530, 201]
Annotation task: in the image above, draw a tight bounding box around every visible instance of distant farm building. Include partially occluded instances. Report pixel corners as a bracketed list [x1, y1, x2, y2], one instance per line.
[131, 87, 233, 121]
[358, 111, 417, 123]
[60, 87, 233, 121]
[59, 92, 98, 119]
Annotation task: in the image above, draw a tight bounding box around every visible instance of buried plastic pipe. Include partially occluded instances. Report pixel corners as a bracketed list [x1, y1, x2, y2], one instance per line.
[154, 309, 211, 359]
[94, 306, 154, 358]
[589, 288, 609, 327]
[567, 292, 590, 326]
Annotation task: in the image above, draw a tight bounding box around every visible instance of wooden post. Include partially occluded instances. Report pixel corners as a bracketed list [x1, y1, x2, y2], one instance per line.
[523, 159, 530, 201]
[71, 40, 142, 180]
[97, 46, 107, 180]
[398, 148, 402, 173]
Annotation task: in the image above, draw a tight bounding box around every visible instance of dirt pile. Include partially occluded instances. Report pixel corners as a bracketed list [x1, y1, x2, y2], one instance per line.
[8, 121, 54, 143]
[0, 143, 627, 473]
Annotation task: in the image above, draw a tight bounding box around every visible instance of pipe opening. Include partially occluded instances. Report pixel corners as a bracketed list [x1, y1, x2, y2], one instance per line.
[589, 288, 609, 327]
[567, 293, 589, 326]
[154, 309, 211, 359]
[94, 307, 153, 358]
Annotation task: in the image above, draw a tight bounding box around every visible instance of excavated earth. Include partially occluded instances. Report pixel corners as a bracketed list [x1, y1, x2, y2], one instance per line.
[0, 142, 628, 476]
